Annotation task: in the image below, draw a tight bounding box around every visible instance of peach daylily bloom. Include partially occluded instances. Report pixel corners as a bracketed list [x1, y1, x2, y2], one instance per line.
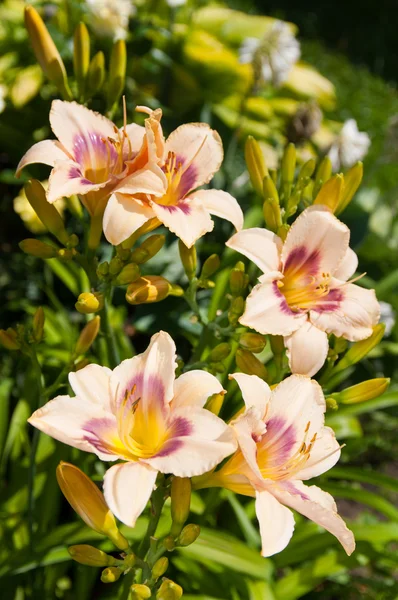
[103, 108, 244, 248]
[28, 332, 236, 527]
[16, 100, 166, 217]
[226, 205, 380, 376]
[194, 373, 355, 557]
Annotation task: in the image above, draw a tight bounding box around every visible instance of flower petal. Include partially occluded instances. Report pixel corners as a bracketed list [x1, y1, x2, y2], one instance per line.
[334, 247, 358, 281]
[165, 123, 223, 190]
[192, 189, 244, 232]
[231, 409, 267, 488]
[295, 426, 341, 480]
[281, 206, 350, 276]
[255, 490, 295, 557]
[226, 228, 282, 274]
[103, 193, 155, 246]
[229, 373, 271, 417]
[47, 160, 107, 203]
[145, 406, 237, 477]
[114, 164, 167, 197]
[273, 482, 355, 555]
[103, 462, 158, 527]
[240, 278, 307, 335]
[310, 281, 380, 341]
[284, 321, 329, 377]
[69, 364, 113, 413]
[16, 140, 68, 176]
[151, 199, 214, 248]
[172, 370, 224, 410]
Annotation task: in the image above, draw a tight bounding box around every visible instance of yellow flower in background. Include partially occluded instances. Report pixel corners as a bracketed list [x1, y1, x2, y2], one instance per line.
[13, 181, 65, 234]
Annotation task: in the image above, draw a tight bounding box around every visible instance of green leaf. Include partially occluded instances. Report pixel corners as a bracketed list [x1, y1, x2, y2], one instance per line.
[322, 466, 398, 492]
[325, 414, 363, 439]
[320, 483, 398, 521]
[247, 579, 277, 600]
[46, 259, 80, 295]
[223, 490, 261, 548]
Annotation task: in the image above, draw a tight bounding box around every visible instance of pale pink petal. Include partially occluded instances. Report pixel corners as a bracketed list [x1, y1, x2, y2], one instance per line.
[192, 189, 244, 232]
[255, 490, 295, 557]
[226, 228, 282, 274]
[122, 123, 146, 158]
[16, 140, 69, 176]
[102, 193, 155, 246]
[144, 406, 237, 477]
[240, 278, 307, 336]
[165, 123, 223, 190]
[284, 321, 329, 377]
[68, 364, 113, 413]
[229, 373, 271, 417]
[281, 206, 350, 276]
[310, 281, 380, 342]
[47, 160, 107, 203]
[172, 370, 224, 410]
[334, 247, 358, 281]
[231, 409, 267, 489]
[295, 426, 341, 480]
[103, 462, 158, 527]
[27, 395, 121, 461]
[273, 481, 355, 555]
[114, 164, 167, 197]
[151, 199, 214, 248]
[50, 100, 116, 158]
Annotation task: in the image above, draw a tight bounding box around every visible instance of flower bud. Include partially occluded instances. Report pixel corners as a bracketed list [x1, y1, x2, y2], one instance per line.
[115, 263, 141, 285]
[97, 261, 109, 278]
[314, 156, 332, 197]
[178, 240, 197, 280]
[245, 136, 268, 196]
[229, 264, 249, 297]
[75, 316, 100, 355]
[24, 6, 72, 100]
[101, 567, 122, 583]
[75, 292, 103, 314]
[239, 333, 267, 354]
[297, 158, 316, 183]
[281, 143, 296, 201]
[131, 235, 165, 264]
[170, 477, 191, 537]
[107, 40, 126, 111]
[73, 22, 90, 99]
[336, 162, 363, 216]
[86, 51, 105, 98]
[131, 584, 151, 599]
[208, 343, 231, 362]
[126, 276, 176, 305]
[333, 324, 385, 374]
[314, 174, 344, 213]
[262, 175, 282, 232]
[108, 256, 124, 276]
[200, 254, 220, 280]
[228, 296, 245, 327]
[0, 328, 20, 350]
[329, 378, 390, 405]
[19, 238, 57, 259]
[68, 545, 115, 567]
[204, 392, 225, 416]
[163, 535, 176, 551]
[121, 218, 161, 250]
[277, 224, 290, 242]
[156, 579, 183, 600]
[236, 348, 268, 380]
[56, 462, 129, 550]
[33, 307, 45, 343]
[177, 524, 200, 547]
[24, 180, 69, 245]
[75, 358, 90, 371]
[152, 557, 169, 579]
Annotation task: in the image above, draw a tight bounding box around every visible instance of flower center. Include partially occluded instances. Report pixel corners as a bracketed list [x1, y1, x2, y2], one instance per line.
[278, 271, 332, 312]
[156, 151, 185, 206]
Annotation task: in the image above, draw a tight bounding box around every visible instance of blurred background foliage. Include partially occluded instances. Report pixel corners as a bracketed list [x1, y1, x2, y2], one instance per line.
[0, 1, 397, 599]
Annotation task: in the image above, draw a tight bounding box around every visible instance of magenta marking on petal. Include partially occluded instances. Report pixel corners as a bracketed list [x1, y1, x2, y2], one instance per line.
[152, 416, 192, 458]
[272, 281, 296, 316]
[69, 166, 93, 186]
[82, 416, 119, 456]
[72, 132, 118, 177]
[282, 481, 310, 501]
[176, 158, 197, 198]
[312, 287, 344, 313]
[119, 373, 166, 412]
[284, 246, 321, 278]
[261, 416, 296, 464]
[160, 202, 191, 215]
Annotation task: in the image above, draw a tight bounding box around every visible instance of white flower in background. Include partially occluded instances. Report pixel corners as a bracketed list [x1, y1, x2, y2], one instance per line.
[0, 84, 7, 113]
[239, 21, 300, 87]
[166, 0, 186, 6]
[328, 119, 371, 170]
[85, 0, 135, 40]
[379, 301, 395, 336]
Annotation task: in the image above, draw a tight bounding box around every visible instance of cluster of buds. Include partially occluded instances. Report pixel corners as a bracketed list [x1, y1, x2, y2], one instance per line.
[228, 262, 248, 327]
[24, 6, 126, 111]
[179, 242, 221, 291]
[0, 307, 45, 353]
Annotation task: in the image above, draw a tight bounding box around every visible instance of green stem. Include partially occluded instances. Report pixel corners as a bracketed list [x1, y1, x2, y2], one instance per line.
[100, 289, 120, 369]
[44, 361, 73, 397]
[138, 483, 166, 562]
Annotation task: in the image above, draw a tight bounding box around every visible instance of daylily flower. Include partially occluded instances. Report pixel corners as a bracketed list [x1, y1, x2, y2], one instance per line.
[226, 205, 380, 376]
[16, 100, 165, 217]
[328, 119, 370, 170]
[103, 107, 244, 248]
[193, 373, 355, 557]
[28, 331, 236, 527]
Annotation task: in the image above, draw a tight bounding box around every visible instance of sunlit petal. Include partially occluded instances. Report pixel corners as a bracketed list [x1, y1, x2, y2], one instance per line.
[192, 189, 244, 232]
[284, 320, 329, 376]
[226, 228, 282, 274]
[103, 193, 155, 246]
[172, 370, 224, 410]
[255, 490, 295, 557]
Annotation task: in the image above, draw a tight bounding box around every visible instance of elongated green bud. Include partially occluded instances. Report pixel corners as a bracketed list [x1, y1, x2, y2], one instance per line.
[68, 545, 115, 567]
[200, 254, 220, 280]
[208, 343, 231, 362]
[336, 162, 363, 215]
[178, 524, 200, 547]
[171, 477, 191, 537]
[86, 51, 105, 98]
[101, 567, 122, 583]
[107, 40, 126, 111]
[75, 292, 103, 314]
[73, 23, 90, 99]
[108, 256, 124, 276]
[298, 158, 316, 183]
[121, 217, 161, 250]
[24, 180, 69, 245]
[263, 176, 281, 232]
[314, 174, 344, 212]
[230, 263, 249, 297]
[179, 240, 197, 280]
[333, 324, 385, 374]
[33, 307, 45, 342]
[239, 333, 266, 354]
[329, 378, 390, 405]
[228, 296, 245, 326]
[245, 136, 268, 196]
[131, 584, 152, 599]
[204, 392, 225, 416]
[236, 348, 267, 380]
[126, 276, 176, 305]
[115, 263, 140, 285]
[131, 234, 165, 264]
[75, 316, 100, 355]
[152, 557, 169, 580]
[19, 238, 57, 259]
[314, 156, 332, 197]
[0, 328, 20, 350]
[281, 143, 296, 201]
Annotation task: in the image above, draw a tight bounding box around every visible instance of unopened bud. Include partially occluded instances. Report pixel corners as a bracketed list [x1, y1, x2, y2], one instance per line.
[75, 316, 100, 355]
[107, 40, 126, 111]
[329, 378, 390, 405]
[24, 6, 72, 100]
[204, 392, 225, 416]
[67, 234, 79, 248]
[179, 240, 197, 280]
[277, 223, 290, 241]
[73, 22, 90, 99]
[171, 477, 191, 537]
[208, 343, 231, 362]
[75, 292, 103, 314]
[75, 358, 90, 371]
[121, 217, 161, 250]
[131, 234, 165, 264]
[281, 143, 296, 201]
[68, 545, 115, 567]
[314, 156, 332, 197]
[163, 535, 176, 551]
[108, 256, 124, 276]
[24, 180, 69, 245]
[33, 307, 45, 342]
[126, 276, 178, 305]
[56, 462, 128, 550]
[101, 567, 122, 583]
[131, 584, 151, 599]
[178, 524, 200, 547]
[228, 296, 245, 326]
[239, 333, 266, 354]
[230, 265, 249, 296]
[336, 162, 363, 216]
[19, 238, 57, 259]
[245, 136, 268, 196]
[115, 263, 140, 285]
[157, 579, 183, 600]
[314, 174, 344, 212]
[236, 348, 268, 380]
[97, 261, 109, 278]
[86, 51, 105, 98]
[0, 328, 20, 350]
[333, 324, 385, 374]
[200, 254, 220, 280]
[58, 248, 75, 261]
[298, 158, 317, 183]
[152, 557, 169, 579]
[263, 198, 282, 232]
